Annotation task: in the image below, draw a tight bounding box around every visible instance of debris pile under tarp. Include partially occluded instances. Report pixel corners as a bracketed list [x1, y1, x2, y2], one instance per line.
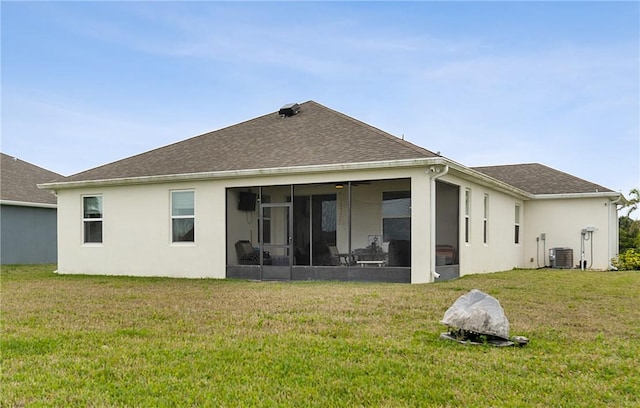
[440, 289, 528, 347]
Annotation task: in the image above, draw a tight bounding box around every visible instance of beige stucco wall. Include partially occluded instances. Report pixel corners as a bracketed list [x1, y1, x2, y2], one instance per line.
[56, 167, 435, 281]
[523, 197, 618, 270]
[55, 165, 618, 281]
[438, 173, 525, 276]
[57, 180, 227, 278]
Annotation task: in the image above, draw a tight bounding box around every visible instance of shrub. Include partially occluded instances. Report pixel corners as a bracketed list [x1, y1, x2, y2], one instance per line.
[613, 248, 640, 270]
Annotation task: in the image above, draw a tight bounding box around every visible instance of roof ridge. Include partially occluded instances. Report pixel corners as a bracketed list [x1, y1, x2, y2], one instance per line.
[1, 152, 61, 204]
[64, 105, 292, 179]
[303, 101, 438, 157]
[58, 101, 441, 183]
[1, 152, 63, 178]
[472, 162, 613, 194]
[473, 162, 539, 169]
[529, 163, 613, 190]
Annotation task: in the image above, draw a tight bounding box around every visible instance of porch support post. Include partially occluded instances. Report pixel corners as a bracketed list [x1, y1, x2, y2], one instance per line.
[411, 172, 432, 283]
[428, 165, 449, 282]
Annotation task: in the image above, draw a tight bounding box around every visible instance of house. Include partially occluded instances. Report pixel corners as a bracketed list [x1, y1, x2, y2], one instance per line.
[39, 101, 621, 283]
[1, 153, 61, 264]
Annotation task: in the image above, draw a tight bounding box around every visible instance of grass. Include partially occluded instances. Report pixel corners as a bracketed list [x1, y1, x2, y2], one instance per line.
[1, 265, 639, 407]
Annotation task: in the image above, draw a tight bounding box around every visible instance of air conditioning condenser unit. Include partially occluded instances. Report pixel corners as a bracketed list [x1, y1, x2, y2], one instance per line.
[549, 247, 573, 269]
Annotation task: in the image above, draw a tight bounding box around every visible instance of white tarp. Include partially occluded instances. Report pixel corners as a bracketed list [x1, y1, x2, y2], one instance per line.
[440, 289, 510, 340]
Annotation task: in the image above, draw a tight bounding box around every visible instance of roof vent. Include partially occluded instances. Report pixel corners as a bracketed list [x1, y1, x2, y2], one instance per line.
[279, 103, 300, 117]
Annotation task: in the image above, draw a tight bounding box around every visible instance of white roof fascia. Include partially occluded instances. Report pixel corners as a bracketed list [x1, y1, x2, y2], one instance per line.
[444, 162, 619, 201]
[0, 199, 57, 209]
[38, 158, 443, 191]
[38, 157, 611, 201]
[532, 192, 622, 200]
[444, 161, 533, 200]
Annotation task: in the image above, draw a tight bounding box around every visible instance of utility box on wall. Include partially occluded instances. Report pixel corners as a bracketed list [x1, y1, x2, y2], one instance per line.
[549, 247, 573, 269]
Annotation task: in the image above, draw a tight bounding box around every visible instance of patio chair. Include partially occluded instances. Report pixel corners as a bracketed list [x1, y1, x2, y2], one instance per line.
[235, 240, 259, 265]
[328, 245, 351, 266]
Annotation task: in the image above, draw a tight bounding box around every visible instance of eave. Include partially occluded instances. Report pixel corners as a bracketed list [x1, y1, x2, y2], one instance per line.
[531, 191, 621, 200]
[37, 157, 617, 202]
[0, 199, 57, 209]
[38, 158, 444, 191]
[444, 159, 532, 200]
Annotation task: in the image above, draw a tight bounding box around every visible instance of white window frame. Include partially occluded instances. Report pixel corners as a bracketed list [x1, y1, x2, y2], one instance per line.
[171, 190, 195, 244]
[464, 188, 471, 244]
[514, 203, 521, 245]
[82, 194, 103, 245]
[483, 194, 489, 245]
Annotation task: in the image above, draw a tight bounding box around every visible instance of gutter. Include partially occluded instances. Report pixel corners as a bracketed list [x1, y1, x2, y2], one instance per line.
[0, 199, 57, 209]
[39, 156, 535, 203]
[39, 158, 443, 191]
[450, 162, 532, 200]
[532, 192, 621, 200]
[38, 154, 615, 205]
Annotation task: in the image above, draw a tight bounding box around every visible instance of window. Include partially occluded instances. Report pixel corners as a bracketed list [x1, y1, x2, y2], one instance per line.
[83, 195, 103, 243]
[464, 189, 471, 244]
[514, 204, 521, 244]
[382, 191, 411, 241]
[483, 194, 489, 244]
[171, 190, 195, 242]
[261, 194, 271, 243]
[313, 194, 337, 246]
[321, 199, 337, 235]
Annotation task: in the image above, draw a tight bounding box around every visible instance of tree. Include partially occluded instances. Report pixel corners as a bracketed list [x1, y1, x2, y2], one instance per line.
[624, 188, 640, 217]
[619, 188, 640, 250]
[615, 189, 640, 270]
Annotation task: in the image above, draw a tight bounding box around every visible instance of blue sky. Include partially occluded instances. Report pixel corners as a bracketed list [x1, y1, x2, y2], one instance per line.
[2, 1, 639, 199]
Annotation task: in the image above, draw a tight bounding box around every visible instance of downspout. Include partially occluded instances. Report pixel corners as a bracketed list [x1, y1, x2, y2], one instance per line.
[428, 165, 449, 281]
[608, 195, 623, 270]
[348, 181, 352, 257]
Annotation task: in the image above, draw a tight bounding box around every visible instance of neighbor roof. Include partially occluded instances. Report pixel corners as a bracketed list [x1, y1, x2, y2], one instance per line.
[1, 153, 62, 205]
[472, 163, 613, 195]
[63, 100, 438, 183]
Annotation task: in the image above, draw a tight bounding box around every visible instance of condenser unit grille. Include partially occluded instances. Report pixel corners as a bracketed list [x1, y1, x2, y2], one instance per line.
[550, 247, 573, 269]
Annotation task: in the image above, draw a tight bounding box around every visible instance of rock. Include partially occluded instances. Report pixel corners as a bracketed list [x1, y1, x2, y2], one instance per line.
[440, 289, 510, 340]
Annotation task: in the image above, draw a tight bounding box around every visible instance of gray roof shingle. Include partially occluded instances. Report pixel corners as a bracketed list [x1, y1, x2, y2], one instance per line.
[1, 153, 62, 205]
[472, 163, 613, 195]
[63, 101, 438, 183]
[47, 101, 616, 197]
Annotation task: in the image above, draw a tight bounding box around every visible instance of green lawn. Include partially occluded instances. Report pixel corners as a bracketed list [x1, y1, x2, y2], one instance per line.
[2, 265, 638, 407]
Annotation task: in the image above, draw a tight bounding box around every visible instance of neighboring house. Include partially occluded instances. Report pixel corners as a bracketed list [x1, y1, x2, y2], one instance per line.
[1, 153, 61, 264]
[40, 101, 621, 283]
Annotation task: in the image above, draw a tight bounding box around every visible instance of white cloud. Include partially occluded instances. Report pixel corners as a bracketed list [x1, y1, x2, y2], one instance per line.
[3, 1, 637, 196]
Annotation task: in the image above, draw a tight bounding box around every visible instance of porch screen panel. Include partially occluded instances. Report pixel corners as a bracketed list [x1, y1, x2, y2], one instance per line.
[312, 194, 336, 266]
[382, 191, 411, 241]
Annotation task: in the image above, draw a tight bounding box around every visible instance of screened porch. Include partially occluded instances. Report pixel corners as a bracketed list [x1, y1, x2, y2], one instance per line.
[225, 178, 413, 282]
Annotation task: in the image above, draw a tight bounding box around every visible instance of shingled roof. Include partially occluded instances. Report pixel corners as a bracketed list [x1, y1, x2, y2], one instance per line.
[472, 163, 613, 195]
[1, 153, 62, 205]
[63, 101, 438, 183]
